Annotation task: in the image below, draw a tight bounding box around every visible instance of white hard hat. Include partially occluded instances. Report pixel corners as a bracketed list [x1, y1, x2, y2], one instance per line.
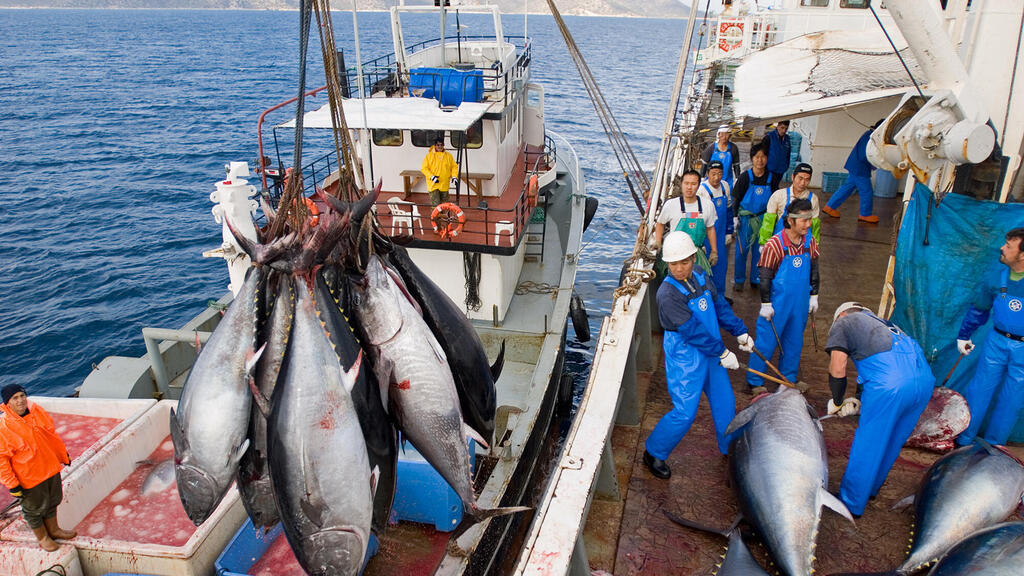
[717, 125, 731, 134]
[833, 301, 869, 323]
[663, 232, 698, 263]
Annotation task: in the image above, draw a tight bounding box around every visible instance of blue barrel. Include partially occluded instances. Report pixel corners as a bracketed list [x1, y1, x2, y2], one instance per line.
[408, 67, 484, 106]
[874, 168, 899, 198]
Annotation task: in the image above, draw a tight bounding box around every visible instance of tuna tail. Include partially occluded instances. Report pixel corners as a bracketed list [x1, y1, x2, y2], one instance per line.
[490, 340, 506, 383]
[317, 179, 382, 226]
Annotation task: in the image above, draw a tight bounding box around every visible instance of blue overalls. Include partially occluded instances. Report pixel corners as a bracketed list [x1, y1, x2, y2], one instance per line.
[957, 268, 1024, 446]
[710, 145, 735, 188]
[735, 170, 771, 287]
[646, 273, 737, 457]
[826, 130, 875, 217]
[840, 316, 934, 516]
[702, 182, 732, 295]
[748, 232, 811, 388]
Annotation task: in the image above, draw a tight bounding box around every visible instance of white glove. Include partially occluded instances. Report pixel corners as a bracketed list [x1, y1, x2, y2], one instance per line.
[759, 302, 774, 320]
[733, 217, 740, 232]
[827, 398, 861, 417]
[957, 339, 974, 355]
[809, 294, 819, 314]
[725, 234, 734, 246]
[737, 333, 754, 353]
[709, 251, 719, 266]
[430, 175, 439, 184]
[719, 350, 740, 370]
[450, 176, 459, 188]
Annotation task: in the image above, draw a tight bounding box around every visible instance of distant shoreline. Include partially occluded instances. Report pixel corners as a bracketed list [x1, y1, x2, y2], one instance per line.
[0, 7, 687, 19]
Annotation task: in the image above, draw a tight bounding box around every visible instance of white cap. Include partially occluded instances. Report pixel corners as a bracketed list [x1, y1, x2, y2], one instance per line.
[833, 301, 869, 323]
[717, 125, 731, 134]
[663, 232, 698, 263]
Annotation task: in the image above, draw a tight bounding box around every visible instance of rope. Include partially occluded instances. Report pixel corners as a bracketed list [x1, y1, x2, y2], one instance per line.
[515, 281, 558, 295]
[869, 2, 924, 99]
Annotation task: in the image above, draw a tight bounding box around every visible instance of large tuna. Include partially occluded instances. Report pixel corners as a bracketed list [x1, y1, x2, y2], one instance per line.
[664, 512, 771, 576]
[350, 255, 526, 526]
[894, 441, 1024, 574]
[725, 387, 854, 576]
[927, 522, 1024, 575]
[386, 244, 503, 445]
[266, 276, 374, 576]
[170, 266, 262, 525]
[236, 271, 293, 528]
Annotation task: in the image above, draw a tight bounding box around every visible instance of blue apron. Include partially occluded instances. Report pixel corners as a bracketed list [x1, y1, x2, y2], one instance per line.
[645, 273, 736, 457]
[710, 145, 735, 188]
[703, 182, 730, 295]
[958, 268, 1024, 446]
[735, 170, 771, 286]
[840, 316, 933, 516]
[747, 232, 812, 387]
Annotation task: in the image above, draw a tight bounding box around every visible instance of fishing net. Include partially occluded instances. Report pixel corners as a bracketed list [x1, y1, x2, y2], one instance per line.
[808, 48, 923, 98]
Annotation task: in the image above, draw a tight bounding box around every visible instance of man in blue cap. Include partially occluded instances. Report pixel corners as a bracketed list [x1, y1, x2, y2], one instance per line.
[955, 227, 1024, 447]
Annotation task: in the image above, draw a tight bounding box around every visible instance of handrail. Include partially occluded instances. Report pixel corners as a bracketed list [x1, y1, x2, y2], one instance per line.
[256, 85, 328, 190]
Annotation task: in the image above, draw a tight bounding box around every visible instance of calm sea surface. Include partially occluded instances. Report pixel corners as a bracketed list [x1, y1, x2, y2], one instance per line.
[0, 9, 686, 398]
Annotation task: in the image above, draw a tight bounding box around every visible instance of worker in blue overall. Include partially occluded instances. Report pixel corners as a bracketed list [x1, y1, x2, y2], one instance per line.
[826, 302, 934, 517]
[701, 125, 741, 188]
[732, 144, 772, 292]
[759, 120, 792, 192]
[955, 227, 1024, 447]
[643, 232, 753, 479]
[747, 198, 820, 395]
[759, 163, 821, 245]
[821, 121, 882, 224]
[701, 160, 734, 296]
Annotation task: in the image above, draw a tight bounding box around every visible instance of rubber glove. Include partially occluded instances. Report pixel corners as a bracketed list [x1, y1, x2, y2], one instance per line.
[430, 175, 440, 184]
[709, 251, 719, 266]
[719, 350, 740, 370]
[450, 177, 459, 188]
[957, 339, 974, 355]
[809, 294, 819, 314]
[759, 302, 774, 320]
[827, 398, 861, 417]
[9, 486, 23, 499]
[733, 217, 740, 232]
[737, 333, 754, 353]
[725, 234, 734, 246]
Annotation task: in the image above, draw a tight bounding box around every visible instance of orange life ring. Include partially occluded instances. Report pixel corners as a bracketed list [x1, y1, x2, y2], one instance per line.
[303, 197, 320, 227]
[527, 174, 539, 208]
[430, 202, 466, 239]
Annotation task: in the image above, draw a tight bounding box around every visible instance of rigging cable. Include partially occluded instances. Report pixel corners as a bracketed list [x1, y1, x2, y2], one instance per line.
[869, 2, 925, 99]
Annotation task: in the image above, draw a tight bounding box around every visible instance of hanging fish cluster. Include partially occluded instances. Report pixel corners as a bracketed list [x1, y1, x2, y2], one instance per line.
[169, 185, 523, 576]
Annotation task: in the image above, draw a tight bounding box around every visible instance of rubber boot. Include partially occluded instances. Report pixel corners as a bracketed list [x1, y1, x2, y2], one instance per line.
[43, 516, 76, 540]
[31, 525, 59, 552]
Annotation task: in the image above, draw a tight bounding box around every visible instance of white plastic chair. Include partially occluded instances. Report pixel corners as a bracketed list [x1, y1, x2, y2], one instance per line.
[387, 197, 423, 235]
[494, 220, 515, 246]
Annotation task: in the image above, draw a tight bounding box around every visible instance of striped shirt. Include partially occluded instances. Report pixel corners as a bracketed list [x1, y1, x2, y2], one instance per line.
[758, 232, 819, 272]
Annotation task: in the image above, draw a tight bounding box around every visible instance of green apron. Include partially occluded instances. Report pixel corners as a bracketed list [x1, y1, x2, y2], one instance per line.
[737, 208, 763, 250]
[673, 196, 712, 274]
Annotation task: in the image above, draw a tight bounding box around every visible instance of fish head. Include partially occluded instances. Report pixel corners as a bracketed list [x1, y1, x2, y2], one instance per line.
[174, 462, 221, 525]
[354, 256, 403, 344]
[303, 527, 367, 575]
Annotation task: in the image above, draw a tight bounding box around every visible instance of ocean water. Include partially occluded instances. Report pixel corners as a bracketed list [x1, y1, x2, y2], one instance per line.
[0, 9, 685, 397]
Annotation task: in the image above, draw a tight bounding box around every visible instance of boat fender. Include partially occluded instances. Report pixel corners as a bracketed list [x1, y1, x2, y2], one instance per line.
[583, 196, 599, 232]
[430, 202, 466, 239]
[527, 174, 539, 208]
[570, 290, 590, 342]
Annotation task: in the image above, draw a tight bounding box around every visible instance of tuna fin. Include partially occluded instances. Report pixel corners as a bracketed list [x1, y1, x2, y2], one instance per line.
[375, 354, 394, 414]
[343, 350, 362, 394]
[300, 497, 325, 529]
[725, 402, 762, 436]
[464, 423, 490, 451]
[168, 408, 189, 455]
[245, 344, 266, 376]
[490, 340, 506, 383]
[460, 505, 530, 535]
[663, 510, 730, 538]
[976, 437, 1001, 455]
[891, 494, 915, 511]
[247, 377, 272, 419]
[820, 487, 855, 524]
[370, 465, 380, 497]
[229, 438, 250, 469]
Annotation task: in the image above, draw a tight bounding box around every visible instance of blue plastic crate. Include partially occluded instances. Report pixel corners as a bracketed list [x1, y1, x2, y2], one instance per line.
[822, 171, 849, 195]
[393, 439, 476, 531]
[215, 518, 377, 576]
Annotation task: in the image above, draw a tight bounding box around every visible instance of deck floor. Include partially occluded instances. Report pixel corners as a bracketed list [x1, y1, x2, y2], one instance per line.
[585, 192, 1024, 574]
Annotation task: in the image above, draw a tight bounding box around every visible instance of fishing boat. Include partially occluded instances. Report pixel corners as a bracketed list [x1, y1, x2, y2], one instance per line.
[0, 4, 587, 575]
[515, 0, 1024, 574]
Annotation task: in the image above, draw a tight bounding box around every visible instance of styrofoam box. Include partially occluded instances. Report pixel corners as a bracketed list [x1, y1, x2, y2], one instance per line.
[1, 400, 246, 576]
[0, 541, 82, 576]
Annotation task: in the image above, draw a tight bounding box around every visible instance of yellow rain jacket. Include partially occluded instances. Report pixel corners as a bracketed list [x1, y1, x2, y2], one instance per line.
[421, 149, 458, 193]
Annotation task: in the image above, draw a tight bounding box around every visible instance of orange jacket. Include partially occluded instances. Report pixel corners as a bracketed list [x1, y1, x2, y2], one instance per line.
[0, 401, 69, 490]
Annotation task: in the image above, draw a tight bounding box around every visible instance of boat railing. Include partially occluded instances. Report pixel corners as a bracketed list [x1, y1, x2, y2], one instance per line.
[548, 130, 580, 191]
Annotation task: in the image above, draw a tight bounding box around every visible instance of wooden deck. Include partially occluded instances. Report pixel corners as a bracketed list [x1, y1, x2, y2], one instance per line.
[583, 191, 1024, 574]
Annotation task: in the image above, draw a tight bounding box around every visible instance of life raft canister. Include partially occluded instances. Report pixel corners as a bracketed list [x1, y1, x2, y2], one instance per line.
[431, 202, 465, 239]
[527, 174, 539, 208]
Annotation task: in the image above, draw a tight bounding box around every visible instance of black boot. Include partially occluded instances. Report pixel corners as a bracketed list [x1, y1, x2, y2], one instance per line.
[643, 450, 671, 479]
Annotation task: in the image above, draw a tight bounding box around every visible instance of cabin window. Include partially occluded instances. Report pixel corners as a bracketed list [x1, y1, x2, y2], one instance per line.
[411, 129, 445, 147]
[839, 0, 869, 7]
[372, 129, 403, 147]
[800, 0, 829, 6]
[452, 120, 483, 149]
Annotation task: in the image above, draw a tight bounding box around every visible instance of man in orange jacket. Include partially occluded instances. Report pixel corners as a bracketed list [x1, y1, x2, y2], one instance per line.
[0, 384, 76, 551]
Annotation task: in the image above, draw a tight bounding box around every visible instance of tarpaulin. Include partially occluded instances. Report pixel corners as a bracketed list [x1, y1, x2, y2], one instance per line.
[891, 184, 1024, 441]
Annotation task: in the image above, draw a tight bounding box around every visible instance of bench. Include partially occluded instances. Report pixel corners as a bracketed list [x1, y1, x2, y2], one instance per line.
[400, 170, 495, 202]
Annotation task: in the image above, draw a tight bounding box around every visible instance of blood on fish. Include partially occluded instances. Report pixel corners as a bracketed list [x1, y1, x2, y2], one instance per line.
[397, 380, 411, 390]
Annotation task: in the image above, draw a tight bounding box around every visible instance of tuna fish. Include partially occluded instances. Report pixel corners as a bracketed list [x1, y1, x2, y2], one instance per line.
[725, 386, 854, 576]
[170, 266, 262, 525]
[386, 245, 503, 446]
[893, 441, 1024, 574]
[927, 522, 1024, 575]
[664, 512, 771, 576]
[237, 271, 293, 528]
[350, 255, 526, 527]
[266, 276, 374, 576]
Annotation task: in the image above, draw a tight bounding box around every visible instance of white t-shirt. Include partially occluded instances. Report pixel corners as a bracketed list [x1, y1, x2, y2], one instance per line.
[701, 180, 731, 207]
[657, 191, 717, 234]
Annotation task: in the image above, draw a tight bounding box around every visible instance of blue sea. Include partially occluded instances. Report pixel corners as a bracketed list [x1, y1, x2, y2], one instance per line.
[0, 9, 686, 398]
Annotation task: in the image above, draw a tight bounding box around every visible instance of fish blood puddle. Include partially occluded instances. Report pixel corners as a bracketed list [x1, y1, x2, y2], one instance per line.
[249, 533, 306, 575]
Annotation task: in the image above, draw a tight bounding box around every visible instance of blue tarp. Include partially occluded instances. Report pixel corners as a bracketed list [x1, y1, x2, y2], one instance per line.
[891, 184, 1024, 441]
